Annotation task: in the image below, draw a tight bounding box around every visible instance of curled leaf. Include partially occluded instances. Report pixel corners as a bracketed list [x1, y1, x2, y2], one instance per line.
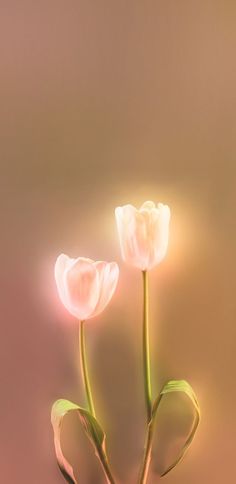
[152, 379, 200, 477]
[51, 399, 114, 483]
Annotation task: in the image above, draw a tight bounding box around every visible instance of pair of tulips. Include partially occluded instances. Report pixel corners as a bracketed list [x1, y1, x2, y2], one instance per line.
[51, 201, 200, 484]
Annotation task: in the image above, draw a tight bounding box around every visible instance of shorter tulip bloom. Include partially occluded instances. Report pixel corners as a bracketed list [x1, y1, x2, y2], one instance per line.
[115, 201, 170, 271]
[55, 254, 119, 321]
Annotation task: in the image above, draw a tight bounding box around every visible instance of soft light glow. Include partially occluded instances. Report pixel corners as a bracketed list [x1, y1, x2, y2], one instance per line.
[115, 200, 171, 270]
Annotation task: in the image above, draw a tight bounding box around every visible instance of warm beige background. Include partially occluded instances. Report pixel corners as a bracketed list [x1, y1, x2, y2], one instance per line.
[1, 1, 236, 483]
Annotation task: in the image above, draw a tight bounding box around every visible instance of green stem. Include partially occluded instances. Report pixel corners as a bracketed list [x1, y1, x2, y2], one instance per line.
[79, 320, 116, 484]
[142, 270, 152, 423]
[139, 421, 154, 484]
[139, 395, 162, 484]
[79, 320, 96, 418]
[138, 270, 155, 484]
[97, 449, 116, 484]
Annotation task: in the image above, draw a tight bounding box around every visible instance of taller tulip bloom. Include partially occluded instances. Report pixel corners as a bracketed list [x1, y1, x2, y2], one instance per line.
[115, 201, 170, 271]
[54, 254, 119, 484]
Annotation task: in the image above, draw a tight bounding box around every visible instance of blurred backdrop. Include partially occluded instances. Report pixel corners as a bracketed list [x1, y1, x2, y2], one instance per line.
[1, 1, 236, 483]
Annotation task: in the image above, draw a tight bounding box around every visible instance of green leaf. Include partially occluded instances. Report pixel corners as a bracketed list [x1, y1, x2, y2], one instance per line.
[51, 399, 110, 484]
[152, 379, 200, 477]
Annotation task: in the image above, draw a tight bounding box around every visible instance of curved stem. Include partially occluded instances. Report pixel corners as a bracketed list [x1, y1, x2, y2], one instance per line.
[79, 320, 96, 418]
[142, 270, 152, 423]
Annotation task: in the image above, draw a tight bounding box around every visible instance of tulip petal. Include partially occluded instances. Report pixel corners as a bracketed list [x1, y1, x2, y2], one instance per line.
[132, 210, 151, 269]
[148, 205, 170, 268]
[55, 254, 73, 309]
[92, 261, 119, 318]
[144, 205, 170, 268]
[64, 258, 99, 320]
[116, 205, 149, 270]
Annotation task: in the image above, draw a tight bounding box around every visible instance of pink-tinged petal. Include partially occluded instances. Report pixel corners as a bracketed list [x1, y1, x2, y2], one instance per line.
[92, 261, 119, 318]
[54, 254, 72, 309]
[64, 258, 99, 320]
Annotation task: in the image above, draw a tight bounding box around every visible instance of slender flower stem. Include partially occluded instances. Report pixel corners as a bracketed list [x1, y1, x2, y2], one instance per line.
[79, 320, 116, 484]
[142, 270, 152, 423]
[139, 421, 154, 484]
[79, 320, 96, 418]
[138, 270, 155, 484]
[97, 450, 116, 484]
[139, 394, 162, 484]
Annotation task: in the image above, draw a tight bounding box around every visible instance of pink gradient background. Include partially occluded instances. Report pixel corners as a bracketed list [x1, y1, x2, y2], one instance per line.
[1, 1, 236, 483]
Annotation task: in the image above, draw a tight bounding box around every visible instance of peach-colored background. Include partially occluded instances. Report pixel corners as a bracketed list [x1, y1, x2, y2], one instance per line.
[1, 1, 236, 483]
